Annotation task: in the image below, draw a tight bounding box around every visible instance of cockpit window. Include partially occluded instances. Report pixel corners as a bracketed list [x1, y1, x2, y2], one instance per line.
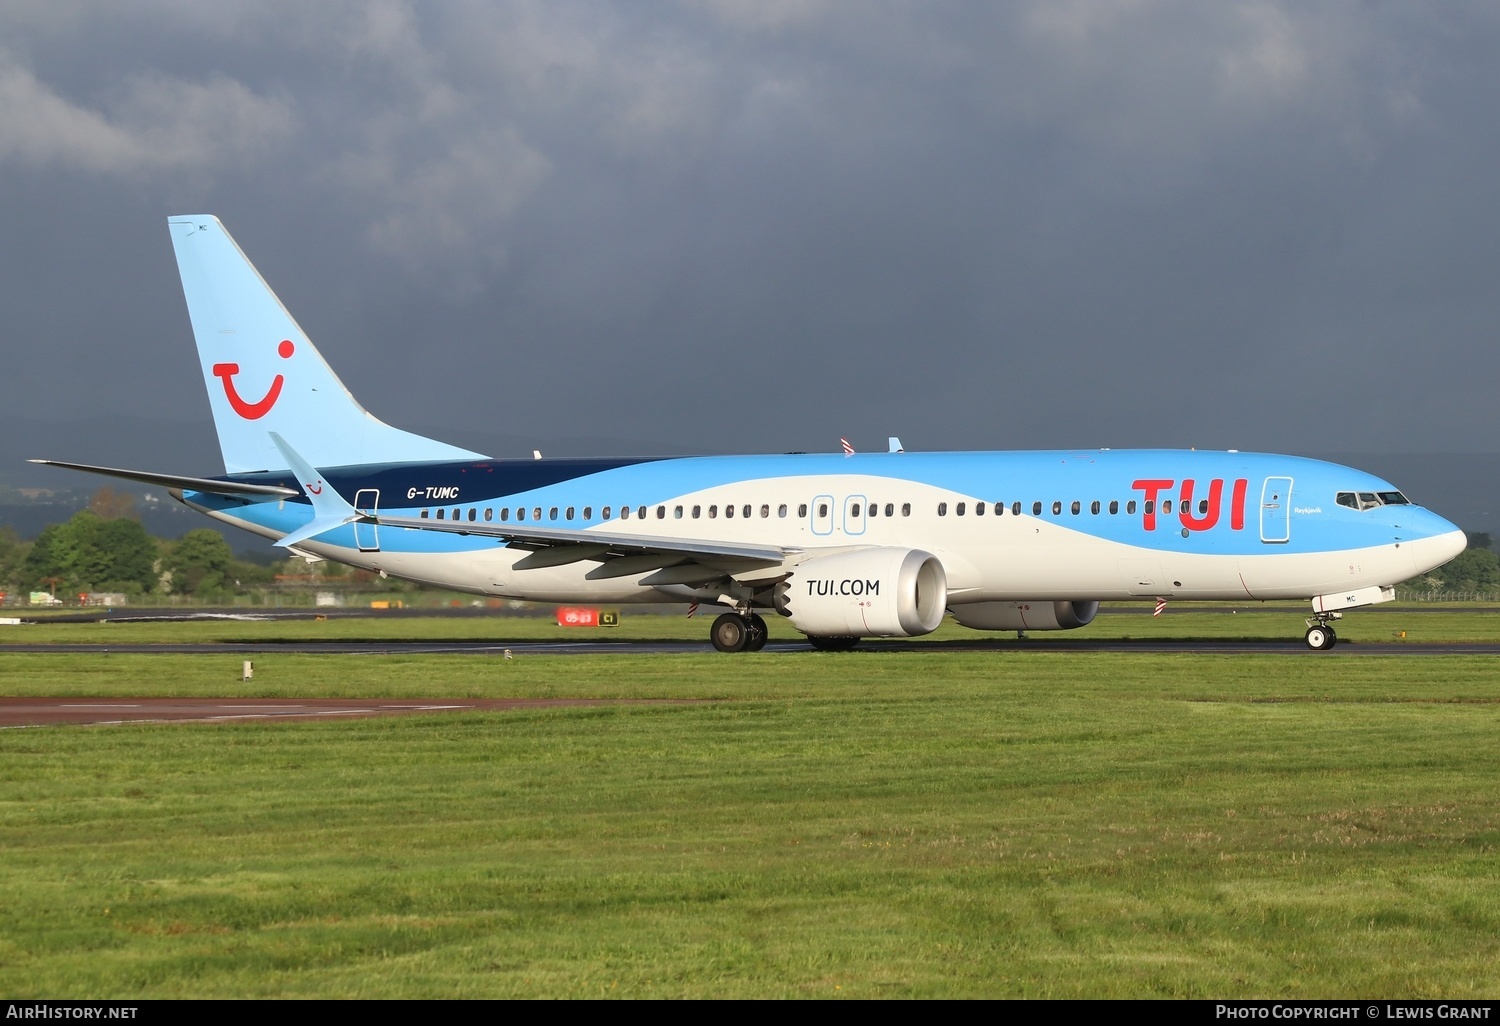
[1340, 489, 1401, 511]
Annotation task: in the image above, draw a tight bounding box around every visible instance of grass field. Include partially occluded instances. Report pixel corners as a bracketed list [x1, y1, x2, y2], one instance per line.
[5, 602, 1499, 644]
[2, 611, 1499, 997]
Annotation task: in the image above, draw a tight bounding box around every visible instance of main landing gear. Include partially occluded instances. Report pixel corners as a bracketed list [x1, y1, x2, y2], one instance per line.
[710, 612, 768, 653]
[1304, 611, 1342, 651]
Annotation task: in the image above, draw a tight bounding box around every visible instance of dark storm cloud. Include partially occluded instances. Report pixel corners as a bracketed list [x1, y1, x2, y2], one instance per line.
[2, 0, 1499, 464]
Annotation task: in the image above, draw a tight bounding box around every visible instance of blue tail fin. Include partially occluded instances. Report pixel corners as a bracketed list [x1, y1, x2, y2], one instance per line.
[168, 215, 487, 474]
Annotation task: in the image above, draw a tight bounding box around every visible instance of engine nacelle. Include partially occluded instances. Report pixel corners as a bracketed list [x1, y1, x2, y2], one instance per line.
[948, 600, 1100, 632]
[775, 548, 947, 638]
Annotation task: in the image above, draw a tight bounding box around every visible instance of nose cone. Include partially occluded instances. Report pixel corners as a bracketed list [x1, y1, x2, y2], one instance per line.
[1409, 516, 1467, 576]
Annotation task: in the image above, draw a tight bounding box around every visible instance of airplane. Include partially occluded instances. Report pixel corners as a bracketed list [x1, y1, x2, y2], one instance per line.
[33, 215, 1467, 652]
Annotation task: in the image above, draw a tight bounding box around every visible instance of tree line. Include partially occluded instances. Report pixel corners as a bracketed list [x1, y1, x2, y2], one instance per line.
[1, 489, 1496, 602]
[0, 487, 368, 602]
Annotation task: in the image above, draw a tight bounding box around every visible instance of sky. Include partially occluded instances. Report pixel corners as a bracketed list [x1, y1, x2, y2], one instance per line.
[3, 1, 1499, 470]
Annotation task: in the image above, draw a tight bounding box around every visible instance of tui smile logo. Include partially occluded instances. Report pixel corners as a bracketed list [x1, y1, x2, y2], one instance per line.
[212, 340, 294, 420]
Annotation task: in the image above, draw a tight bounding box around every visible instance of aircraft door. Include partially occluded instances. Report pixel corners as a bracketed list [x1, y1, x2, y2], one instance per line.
[1260, 477, 1292, 544]
[354, 488, 380, 552]
[811, 494, 834, 536]
[844, 495, 867, 536]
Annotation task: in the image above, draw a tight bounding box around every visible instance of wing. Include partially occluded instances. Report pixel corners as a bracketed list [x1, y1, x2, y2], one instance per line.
[28, 459, 298, 498]
[373, 512, 796, 584]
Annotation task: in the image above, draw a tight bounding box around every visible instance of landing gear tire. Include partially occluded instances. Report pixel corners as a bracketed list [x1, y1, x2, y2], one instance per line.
[1305, 625, 1337, 651]
[711, 613, 749, 653]
[744, 614, 768, 652]
[807, 635, 860, 652]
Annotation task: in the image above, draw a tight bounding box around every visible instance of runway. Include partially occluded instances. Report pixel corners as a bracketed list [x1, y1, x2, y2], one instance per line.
[0, 696, 696, 729]
[5, 638, 1500, 655]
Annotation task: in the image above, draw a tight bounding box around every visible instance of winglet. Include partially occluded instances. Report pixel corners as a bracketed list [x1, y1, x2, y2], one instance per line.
[268, 432, 361, 548]
[888, 437, 905, 453]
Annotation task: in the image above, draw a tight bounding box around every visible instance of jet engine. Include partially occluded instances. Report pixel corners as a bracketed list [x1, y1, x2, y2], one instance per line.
[948, 600, 1099, 632]
[774, 548, 947, 637]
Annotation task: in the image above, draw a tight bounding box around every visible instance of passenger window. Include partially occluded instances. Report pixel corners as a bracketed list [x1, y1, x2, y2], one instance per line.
[566, 506, 575, 520]
[638, 506, 647, 519]
[548, 507, 557, 520]
[709, 505, 717, 518]
[1070, 501, 1080, 515]
[501, 508, 510, 521]
[956, 502, 965, 516]
[620, 506, 629, 520]
[886, 503, 895, 517]
[602, 506, 611, 520]
[583, 506, 592, 521]
[420, 510, 429, 519]
[938, 502, 948, 516]
[1090, 500, 1100, 515]
[1144, 500, 1153, 514]
[1012, 502, 1021, 516]
[1198, 500, 1208, 515]
[853, 503, 863, 517]
[1032, 501, 1042, 516]
[975, 502, 984, 516]
[484, 508, 493, 522]
[1127, 500, 1137, 514]
[1109, 500, 1118, 515]
[818, 503, 829, 517]
[869, 503, 879, 518]
[1162, 500, 1173, 514]
[779, 504, 788, 518]
[692, 505, 701, 519]
[437, 508, 446, 519]
[451, 508, 460, 521]
[742, 505, 751, 518]
[1051, 501, 1061, 515]
[760, 504, 770, 518]
[902, 503, 911, 517]
[674, 505, 683, 519]
[468, 508, 477, 522]
[726, 504, 735, 519]
[799, 504, 809, 517]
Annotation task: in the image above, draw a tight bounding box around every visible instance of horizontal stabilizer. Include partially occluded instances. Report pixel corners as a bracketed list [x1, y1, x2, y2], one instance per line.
[29, 459, 297, 498]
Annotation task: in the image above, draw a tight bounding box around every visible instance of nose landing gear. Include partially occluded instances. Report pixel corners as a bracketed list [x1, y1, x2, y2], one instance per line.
[1304, 611, 1342, 651]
